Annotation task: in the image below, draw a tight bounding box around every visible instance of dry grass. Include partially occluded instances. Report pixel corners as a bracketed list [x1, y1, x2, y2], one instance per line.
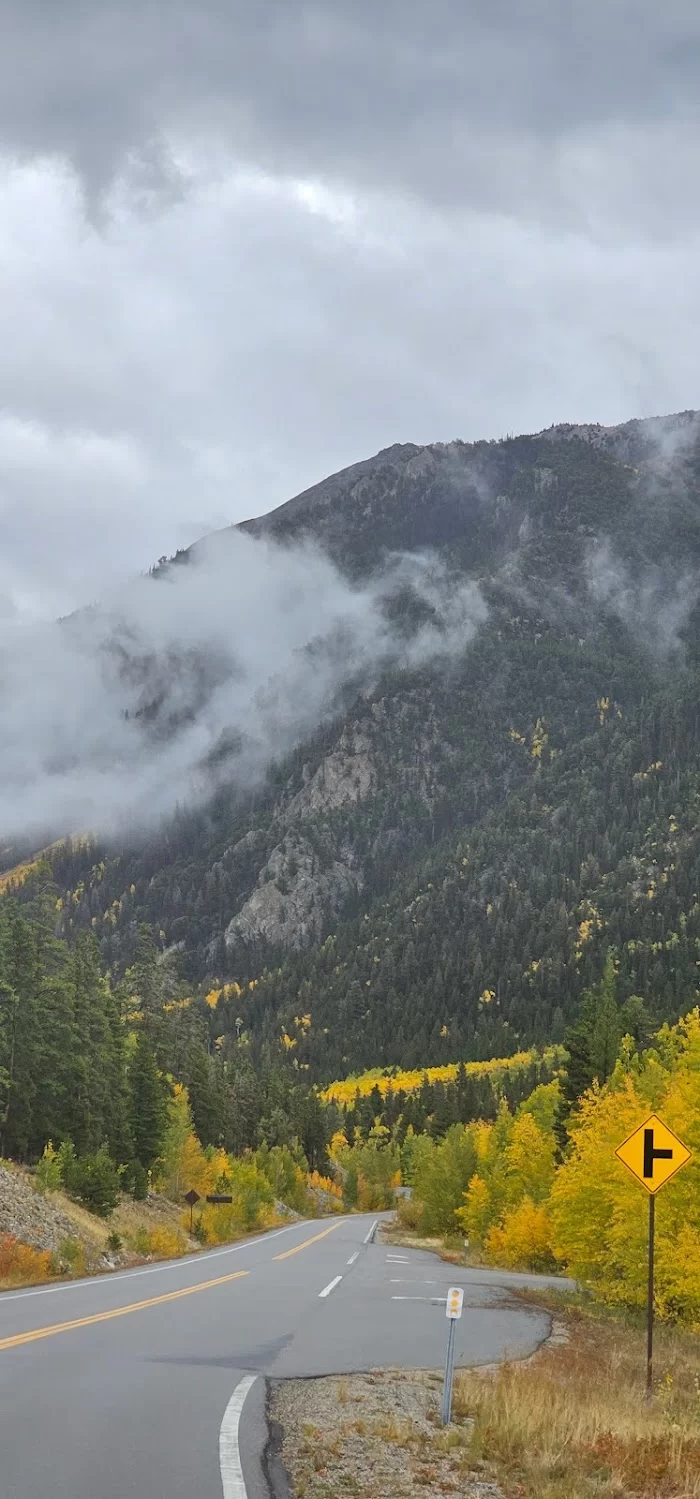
[455, 1306, 700, 1498]
[273, 1370, 499, 1499]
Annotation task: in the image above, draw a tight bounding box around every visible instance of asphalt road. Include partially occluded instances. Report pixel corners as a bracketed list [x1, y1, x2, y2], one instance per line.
[0, 1213, 567, 1498]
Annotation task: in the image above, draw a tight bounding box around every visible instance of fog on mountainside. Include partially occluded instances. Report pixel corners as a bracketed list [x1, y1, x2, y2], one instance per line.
[0, 528, 486, 843]
[2, 407, 699, 863]
[6, 408, 700, 1077]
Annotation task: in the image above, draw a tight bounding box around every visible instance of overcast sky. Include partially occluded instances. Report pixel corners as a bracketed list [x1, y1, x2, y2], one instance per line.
[1, 1, 699, 620]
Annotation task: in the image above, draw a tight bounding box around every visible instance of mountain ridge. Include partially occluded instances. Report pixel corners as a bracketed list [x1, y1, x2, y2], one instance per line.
[5, 407, 700, 1078]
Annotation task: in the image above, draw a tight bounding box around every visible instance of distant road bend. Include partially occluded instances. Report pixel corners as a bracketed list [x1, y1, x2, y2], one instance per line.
[0, 1213, 566, 1497]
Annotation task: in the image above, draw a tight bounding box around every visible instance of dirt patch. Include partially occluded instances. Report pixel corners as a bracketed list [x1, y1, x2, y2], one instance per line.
[271, 1369, 504, 1499]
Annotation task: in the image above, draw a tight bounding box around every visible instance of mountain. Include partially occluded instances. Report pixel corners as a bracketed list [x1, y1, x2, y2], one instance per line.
[6, 409, 700, 1080]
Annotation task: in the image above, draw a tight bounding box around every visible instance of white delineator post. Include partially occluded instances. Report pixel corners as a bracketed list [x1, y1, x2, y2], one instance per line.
[441, 1286, 463, 1425]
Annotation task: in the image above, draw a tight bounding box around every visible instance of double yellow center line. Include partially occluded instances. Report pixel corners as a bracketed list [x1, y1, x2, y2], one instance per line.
[273, 1221, 342, 1260]
[0, 1269, 249, 1352]
[0, 1219, 344, 1353]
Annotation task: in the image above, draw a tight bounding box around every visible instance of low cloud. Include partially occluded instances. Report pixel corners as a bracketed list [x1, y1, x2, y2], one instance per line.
[584, 537, 699, 655]
[0, 531, 486, 844]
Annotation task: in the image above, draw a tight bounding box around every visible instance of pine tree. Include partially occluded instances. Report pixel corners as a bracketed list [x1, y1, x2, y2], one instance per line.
[128, 1034, 167, 1170]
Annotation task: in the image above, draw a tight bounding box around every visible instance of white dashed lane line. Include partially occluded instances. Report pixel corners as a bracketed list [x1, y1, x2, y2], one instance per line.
[319, 1275, 343, 1299]
[347, 1252, 359, 1266]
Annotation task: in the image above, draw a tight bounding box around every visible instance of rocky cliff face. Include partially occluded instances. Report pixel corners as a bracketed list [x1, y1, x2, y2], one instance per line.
[224, 730, 375, 951]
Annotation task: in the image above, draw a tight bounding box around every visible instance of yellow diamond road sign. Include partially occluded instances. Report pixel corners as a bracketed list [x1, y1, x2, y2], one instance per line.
[615, 1113, 691, 1193]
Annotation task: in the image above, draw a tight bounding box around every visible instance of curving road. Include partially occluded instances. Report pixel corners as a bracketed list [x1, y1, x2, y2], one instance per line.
[0, 1213, 566, 1497]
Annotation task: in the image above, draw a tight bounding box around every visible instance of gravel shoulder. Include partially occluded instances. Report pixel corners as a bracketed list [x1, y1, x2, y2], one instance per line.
[271, 1368, 504, 1499]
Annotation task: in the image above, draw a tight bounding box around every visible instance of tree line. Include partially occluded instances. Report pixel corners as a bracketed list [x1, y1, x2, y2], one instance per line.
[0, 880, 334, 1203]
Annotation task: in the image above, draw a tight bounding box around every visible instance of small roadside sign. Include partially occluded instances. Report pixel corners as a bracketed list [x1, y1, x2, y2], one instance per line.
[442, 1287, 464, 1424]
[615, 1113, 692, 1400]
[184, 1187, 201, 1234]
[446, 1287, 464, 1320]
[615, 1114, 691, 1193]
[206, 1194, 233, 1204]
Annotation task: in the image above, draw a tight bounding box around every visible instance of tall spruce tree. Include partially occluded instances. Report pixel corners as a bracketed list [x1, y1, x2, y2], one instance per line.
[128, 1033, 167, 1170]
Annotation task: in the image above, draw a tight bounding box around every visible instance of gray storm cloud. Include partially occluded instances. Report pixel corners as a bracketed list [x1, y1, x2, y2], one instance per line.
[2, 2, 699, 217]
[0, 0, 698, 643]
[0, 532, 487, 842]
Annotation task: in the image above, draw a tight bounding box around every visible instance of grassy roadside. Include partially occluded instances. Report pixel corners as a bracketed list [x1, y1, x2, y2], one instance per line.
[0, 1206, 295, 1291]
[456, 1295, 700, 1498]
[0, 1161, 300, 1291]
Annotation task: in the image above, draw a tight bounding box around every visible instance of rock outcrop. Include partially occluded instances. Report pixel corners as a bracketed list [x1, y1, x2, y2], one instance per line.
[0, 1164, 76, 1252]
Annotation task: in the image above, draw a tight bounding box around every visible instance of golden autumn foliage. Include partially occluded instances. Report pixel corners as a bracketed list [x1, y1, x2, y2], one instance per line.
[307, 1170, 342, 1201]
[484, 1199, 553, 1271]
[549, 1009, 700, 1323]
[127, 1225, 189, 1260]
[397, 1007, 700, 1325]
[0, 1234, 53, 1286]
[157, 1084, 215, 1200]
[321, 1048, 563, 1105]
[0, 836, 90, 896]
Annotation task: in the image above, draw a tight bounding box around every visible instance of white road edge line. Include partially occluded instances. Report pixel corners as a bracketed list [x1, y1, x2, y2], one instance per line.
[347, 1252, 359, 1265]
[0, 1221, 307, 1304]
[390, 1279, 437, 1284]
[220, 1373, 257, 1499]
[364, 1219, 379, 1244]
[319, 1275, 343, 1298]
[391, 1295, 448, 1302]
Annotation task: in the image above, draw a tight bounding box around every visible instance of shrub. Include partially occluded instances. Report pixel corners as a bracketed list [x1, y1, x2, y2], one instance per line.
[127, 1225, 188, 1259]
[0, 1234, 53, 1286]
[35, 1141, 63, 1193]
[147, 1226, 187, 1258]
[107, 1231, 123, 1253]
[70, 1148, 121, 1217]
[128, 1227, 151, 1256]
[396, 1194, 422, 1231]
[50, 1237, 85, 1277]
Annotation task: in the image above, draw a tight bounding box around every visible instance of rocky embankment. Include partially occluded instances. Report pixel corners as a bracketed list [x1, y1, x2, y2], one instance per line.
[0, 1163, 77, 1251]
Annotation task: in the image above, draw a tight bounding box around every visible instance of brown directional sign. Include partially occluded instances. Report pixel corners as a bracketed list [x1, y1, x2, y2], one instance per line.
[184, 1189, 201, 1206]
[206, 1194, 233, 1204]
[615, 1114, 691, 1194]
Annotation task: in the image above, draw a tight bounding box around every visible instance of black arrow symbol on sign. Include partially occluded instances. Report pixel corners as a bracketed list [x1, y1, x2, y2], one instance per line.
[643, 1128, 673, 1178]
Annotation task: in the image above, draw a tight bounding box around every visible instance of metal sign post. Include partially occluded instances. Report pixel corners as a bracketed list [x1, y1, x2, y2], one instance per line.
[441, 1286, 464, 1425]
[646, 1193, 655, 1401]
[184, 1188, 201, 1234]
[615, 1113, 691, 1401]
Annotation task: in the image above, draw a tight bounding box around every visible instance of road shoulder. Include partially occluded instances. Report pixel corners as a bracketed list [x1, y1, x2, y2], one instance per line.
[269, 1368, 505, 1499]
